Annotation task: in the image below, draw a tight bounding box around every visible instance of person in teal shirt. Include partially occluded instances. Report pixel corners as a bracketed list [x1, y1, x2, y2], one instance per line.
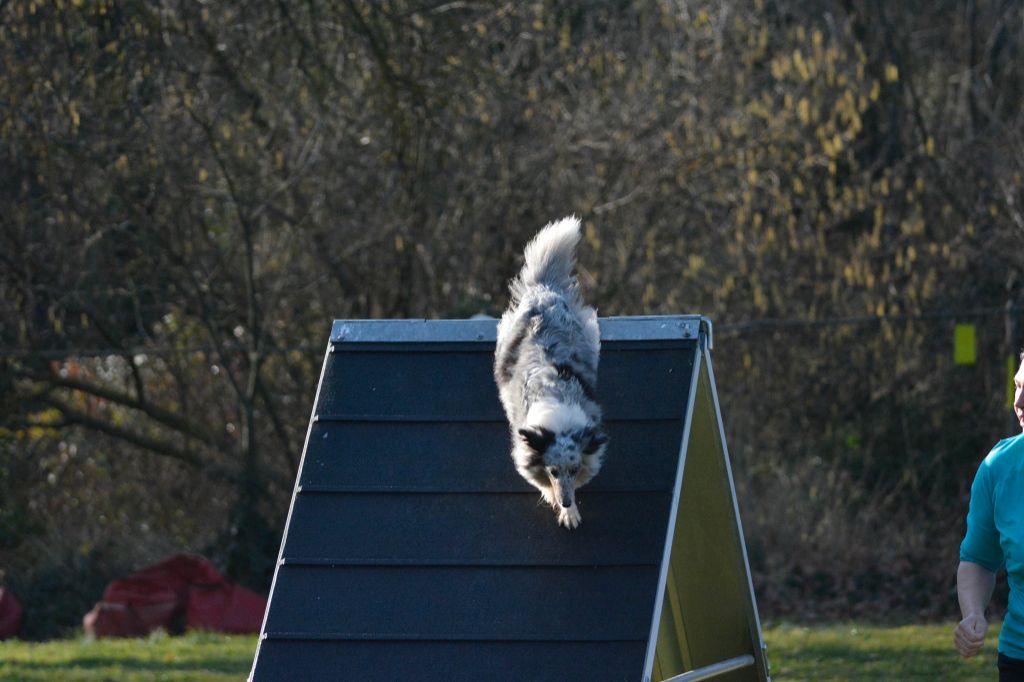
[956, 352, 1024, 680]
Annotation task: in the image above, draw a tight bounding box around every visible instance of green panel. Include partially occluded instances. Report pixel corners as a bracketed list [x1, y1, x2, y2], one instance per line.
[1010, 355, 1018, 408]
[653, 359, 760, 682]
[954, 324, 977, 365]
[655, 563, 690, 676]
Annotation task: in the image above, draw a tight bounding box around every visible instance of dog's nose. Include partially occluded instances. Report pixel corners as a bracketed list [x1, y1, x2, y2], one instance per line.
[561, 500, 572, 508]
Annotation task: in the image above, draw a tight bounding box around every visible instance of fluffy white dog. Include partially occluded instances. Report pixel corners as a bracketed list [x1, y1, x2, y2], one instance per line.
[494, 216, 608, 529]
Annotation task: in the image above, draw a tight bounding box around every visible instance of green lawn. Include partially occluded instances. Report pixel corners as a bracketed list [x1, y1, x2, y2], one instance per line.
[0, 630, 258, 682]
[762, 622, 1000, 680]
[0, 623, 1002, 680]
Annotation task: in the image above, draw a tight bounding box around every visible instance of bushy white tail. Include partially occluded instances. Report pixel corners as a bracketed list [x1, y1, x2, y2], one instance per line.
[509, 216, 581, 303]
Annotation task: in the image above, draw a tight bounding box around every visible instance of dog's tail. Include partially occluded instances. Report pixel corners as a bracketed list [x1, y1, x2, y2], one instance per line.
[510, 216, 581, 302]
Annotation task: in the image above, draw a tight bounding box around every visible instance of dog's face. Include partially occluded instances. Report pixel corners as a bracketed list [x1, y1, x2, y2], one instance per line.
[518, 423, 608, 508]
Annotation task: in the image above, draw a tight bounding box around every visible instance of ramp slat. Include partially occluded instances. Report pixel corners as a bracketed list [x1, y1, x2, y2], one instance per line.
[317, 348, 693, 422]
[264, 565, 659, 641]
[299, 420, 684, 493]
[252, 639, 645, 682]
[282, 492, 671, 566]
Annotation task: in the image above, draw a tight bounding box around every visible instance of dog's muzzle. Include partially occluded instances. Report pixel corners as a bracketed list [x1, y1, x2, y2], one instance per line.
[558, 478, 575, 508]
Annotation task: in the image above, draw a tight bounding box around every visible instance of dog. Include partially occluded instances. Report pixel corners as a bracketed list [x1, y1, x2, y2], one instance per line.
[494, 216, 608, 529]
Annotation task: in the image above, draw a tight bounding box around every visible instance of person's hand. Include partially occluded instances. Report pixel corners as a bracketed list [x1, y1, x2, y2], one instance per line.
[955, 613, 989, 658]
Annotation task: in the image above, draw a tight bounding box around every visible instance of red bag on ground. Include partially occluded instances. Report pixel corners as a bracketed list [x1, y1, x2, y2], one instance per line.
[186, 581, 267, 633]
[83, 554, 266, 637]
[0, 588, 23, 639]
[83, 584, 179, 637]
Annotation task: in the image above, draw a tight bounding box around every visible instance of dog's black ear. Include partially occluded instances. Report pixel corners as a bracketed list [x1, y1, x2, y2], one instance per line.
[518, 426, 555, 453]
[582, 426, 609, 454]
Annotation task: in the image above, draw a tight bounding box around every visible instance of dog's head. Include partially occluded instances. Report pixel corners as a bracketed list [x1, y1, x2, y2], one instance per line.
[518, 416, 608, 509]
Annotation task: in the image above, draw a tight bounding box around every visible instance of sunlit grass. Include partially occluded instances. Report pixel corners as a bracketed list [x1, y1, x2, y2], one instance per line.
[0, 630, 258, 682]
[0, 623, 1004, 680]
[763, 621, 1001, 680]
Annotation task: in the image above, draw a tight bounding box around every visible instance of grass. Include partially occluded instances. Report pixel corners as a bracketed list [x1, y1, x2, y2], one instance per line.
[762, 622, 1001, 680]
[0, 630, 258, 682]
[0, 623, 1002, 680]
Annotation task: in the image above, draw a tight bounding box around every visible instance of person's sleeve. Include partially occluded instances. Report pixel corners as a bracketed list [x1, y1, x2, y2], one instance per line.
[960, 460, 1005, 573]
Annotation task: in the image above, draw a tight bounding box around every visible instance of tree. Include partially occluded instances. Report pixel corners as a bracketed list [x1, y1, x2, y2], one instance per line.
[2, 0, 1023, 633]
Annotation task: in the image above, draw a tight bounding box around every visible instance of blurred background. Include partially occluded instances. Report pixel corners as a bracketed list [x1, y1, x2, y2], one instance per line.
[1, 0, 1022, 640]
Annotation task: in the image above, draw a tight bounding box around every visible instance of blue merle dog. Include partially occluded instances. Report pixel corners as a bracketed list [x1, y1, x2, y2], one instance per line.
[494, 216, 608, 529]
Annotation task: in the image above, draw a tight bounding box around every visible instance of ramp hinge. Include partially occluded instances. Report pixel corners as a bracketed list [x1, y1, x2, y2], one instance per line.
[699, 317, 713, 351]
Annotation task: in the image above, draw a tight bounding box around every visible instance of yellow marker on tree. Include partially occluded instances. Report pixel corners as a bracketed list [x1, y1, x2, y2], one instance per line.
[954, 324, 976, 365]
[1010, 355, 1018, 408]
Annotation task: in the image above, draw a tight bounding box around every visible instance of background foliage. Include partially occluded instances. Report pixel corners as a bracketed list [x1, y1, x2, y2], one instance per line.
[1, 0, 1022, 637]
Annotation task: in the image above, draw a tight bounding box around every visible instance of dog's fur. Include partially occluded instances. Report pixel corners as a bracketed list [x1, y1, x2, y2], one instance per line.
[494, 216, 608, 529]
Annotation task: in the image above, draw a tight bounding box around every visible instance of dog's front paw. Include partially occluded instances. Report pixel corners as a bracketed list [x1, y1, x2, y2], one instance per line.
[539, 487, 558, 509]
[557, 504, 581, 529]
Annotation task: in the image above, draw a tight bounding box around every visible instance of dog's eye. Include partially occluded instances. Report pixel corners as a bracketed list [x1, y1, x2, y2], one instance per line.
[548, 468, 559, 477]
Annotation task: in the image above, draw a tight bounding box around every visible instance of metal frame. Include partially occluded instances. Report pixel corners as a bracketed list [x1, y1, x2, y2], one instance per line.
[661, 655, 756, 682]
[253, 315, 761, 682]
[641, 337, 704, 679]
[701, 342, 770, 681]
[640, 326, 769, 682]
[330, 315, 705, 344]
[248, 342, 334, 681]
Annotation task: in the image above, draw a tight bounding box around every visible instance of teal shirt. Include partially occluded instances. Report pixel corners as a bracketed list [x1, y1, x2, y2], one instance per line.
[960, 433, 1024, 658]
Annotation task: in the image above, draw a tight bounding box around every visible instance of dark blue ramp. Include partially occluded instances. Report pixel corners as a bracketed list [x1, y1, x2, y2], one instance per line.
[249, 316, 769, 682]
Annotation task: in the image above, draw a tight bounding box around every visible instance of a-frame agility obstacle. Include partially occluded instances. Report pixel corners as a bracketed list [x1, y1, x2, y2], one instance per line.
[249, 315, 770, 682]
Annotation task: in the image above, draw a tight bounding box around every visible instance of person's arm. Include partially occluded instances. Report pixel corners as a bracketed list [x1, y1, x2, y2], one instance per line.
[955, 560, 996, 658]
